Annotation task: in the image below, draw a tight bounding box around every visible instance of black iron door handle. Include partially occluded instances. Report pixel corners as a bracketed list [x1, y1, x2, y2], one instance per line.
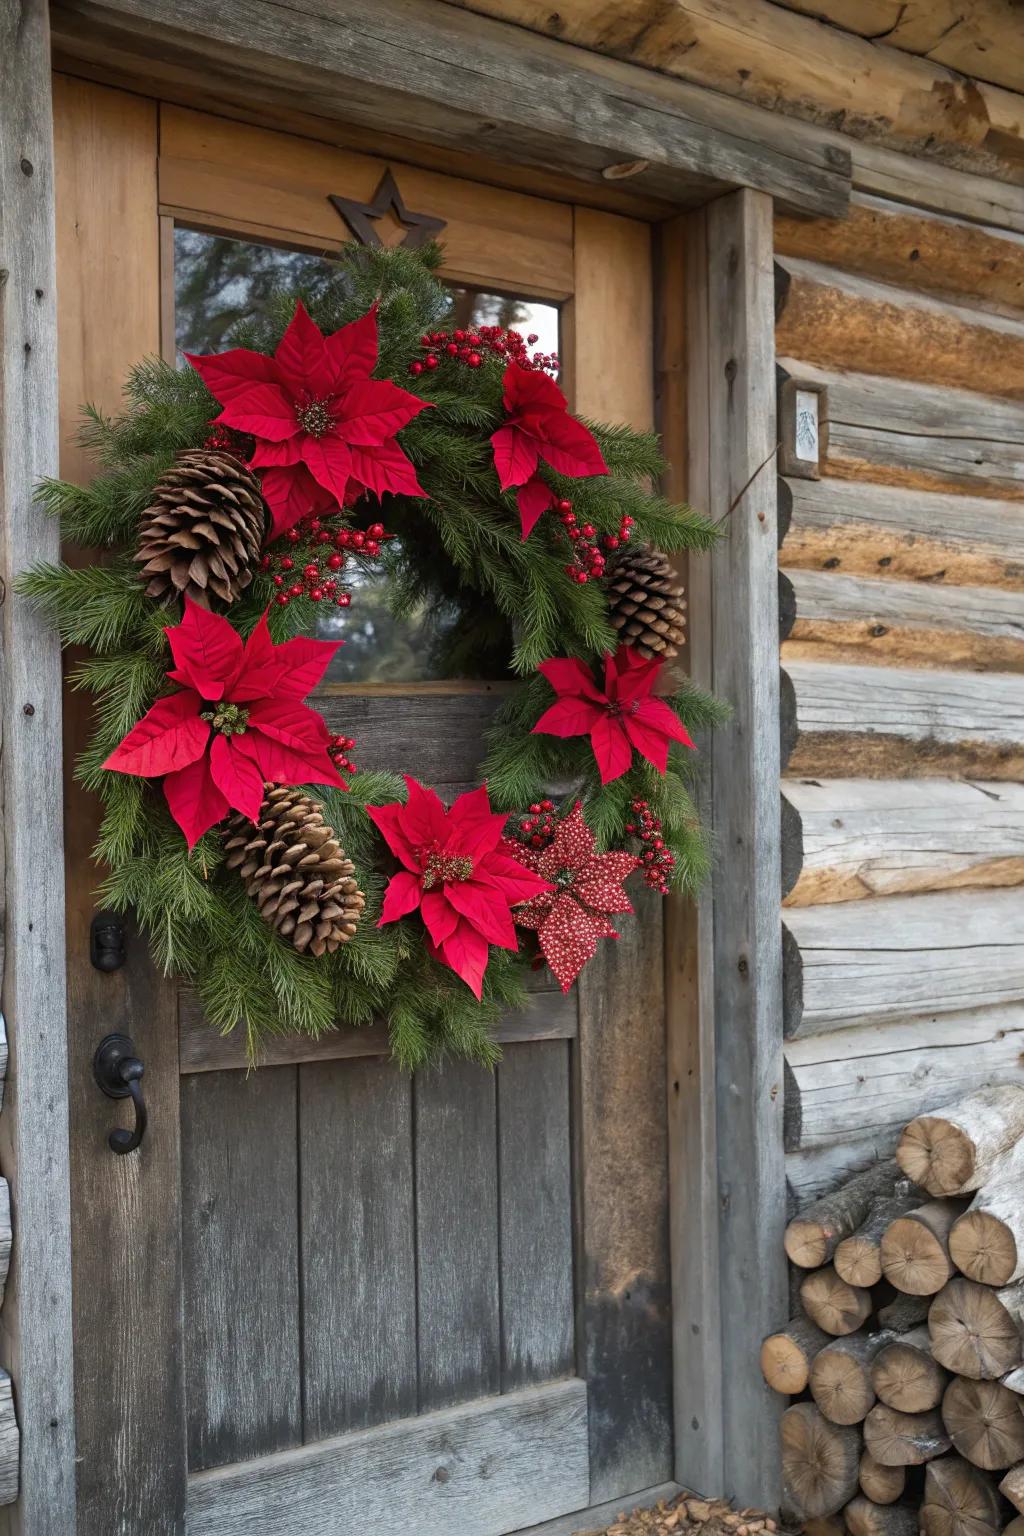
[93, 1033, 147, 1155]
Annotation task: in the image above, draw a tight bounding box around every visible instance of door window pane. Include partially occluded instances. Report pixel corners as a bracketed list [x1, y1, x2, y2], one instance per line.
[172, 227, 559, 684]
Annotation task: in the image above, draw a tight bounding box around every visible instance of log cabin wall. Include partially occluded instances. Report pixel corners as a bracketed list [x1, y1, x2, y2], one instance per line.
[774, 195, 1024, 1212]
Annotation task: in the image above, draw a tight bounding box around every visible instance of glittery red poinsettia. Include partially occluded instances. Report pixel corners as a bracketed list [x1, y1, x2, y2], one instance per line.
[506, 802, 639, 991]
[532, 646, 695, 784]
[368, 777, 553, 998]
[186, 300, 430, 540]
[103, 597, 346, 848]
[490, 362, 608, 538]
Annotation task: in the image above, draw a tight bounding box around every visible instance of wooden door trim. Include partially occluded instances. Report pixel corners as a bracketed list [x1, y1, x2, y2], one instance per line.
[49, 0, 849, 219]
[0, 3, 77, 1530]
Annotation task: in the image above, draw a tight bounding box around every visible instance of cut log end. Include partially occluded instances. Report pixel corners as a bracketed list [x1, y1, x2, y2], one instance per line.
[786, 1216, 831, 1270]
[801, 1265, 874, 1337]
[871, 1328, 947, 1413]
[880, 1202, 963, 1296]
[943, 1377, 1024, 1471]
[782, 1401, 861, 1520]
[864, 1403, 952, 1466]
[858, 1451, 906, 1506]
[762, 1316, 831, 1395]
[999, 1463, 1024, 1516]
[949, 1208, 1020, 1290]
[812, 1334, 888, 1425]
[897, 1090, 1024, 1198]
[844, 1495, 920, 1536]
[922, 1453, 1003, 1536]
[928, 1278, 1022, 1381]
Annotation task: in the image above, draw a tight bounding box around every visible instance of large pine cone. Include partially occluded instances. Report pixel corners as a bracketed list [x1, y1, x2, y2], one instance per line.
[223, 786, 365, 957]
[605, 543, 687, 661]
[135, 448, 266, 606]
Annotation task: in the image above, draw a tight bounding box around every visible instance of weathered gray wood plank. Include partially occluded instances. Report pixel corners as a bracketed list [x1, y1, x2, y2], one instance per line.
[497, 1041, 575, 1392]
[0, 1374, 19, 1510]
[299, 1058, 417, 1439]
[704, 188, 787, 1507]
[784, 888, 1024, 1038]
[576, 887, 673, 1503]
[316, 691, 504, 787]
[178, 982, 577, 1073]
[187, 1378, 590, 1536]
[50, 0, 850, 216]
[415, 1059, 500, 1410]
[783, 778, 1024, 907]
[0, 1182, 11, 1313]
[0, 2, 76, 1525]
[180, 1068, 301, 1471]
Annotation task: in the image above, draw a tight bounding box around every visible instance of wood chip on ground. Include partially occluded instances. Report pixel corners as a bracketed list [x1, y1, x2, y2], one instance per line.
[577, 1491, 783, 1536]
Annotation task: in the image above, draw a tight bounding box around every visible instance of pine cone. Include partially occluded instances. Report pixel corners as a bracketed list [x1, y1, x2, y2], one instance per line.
[223, 785, 365, 957]
[605, 544, 687, 661]
[135, 448, 266, 606]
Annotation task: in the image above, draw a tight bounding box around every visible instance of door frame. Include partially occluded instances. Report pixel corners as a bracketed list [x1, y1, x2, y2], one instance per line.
[0, 2, 798, 1528]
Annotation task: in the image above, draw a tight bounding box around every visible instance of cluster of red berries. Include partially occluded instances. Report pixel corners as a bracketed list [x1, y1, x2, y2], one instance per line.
[512, 799, 557, 850]
[259, 517, 388, 608]
[625, 799, 676, 894]
[203, 425, 247, 459]
[555, 500, 636, 584]
[329, 734, 357, 775]
[408, 325, 559, 378]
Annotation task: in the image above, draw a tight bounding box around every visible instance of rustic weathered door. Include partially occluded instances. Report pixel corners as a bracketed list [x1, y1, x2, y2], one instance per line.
[56, 76, 672, 1535]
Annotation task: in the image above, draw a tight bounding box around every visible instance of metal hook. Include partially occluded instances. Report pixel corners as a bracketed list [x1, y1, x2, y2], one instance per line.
[92, 1033, 148, 1155]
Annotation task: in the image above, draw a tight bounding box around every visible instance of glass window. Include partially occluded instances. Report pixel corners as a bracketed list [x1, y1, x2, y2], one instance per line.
[172, 227, 560, 683]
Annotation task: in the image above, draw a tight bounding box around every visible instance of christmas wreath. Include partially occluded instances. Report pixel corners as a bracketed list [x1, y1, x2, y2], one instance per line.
[21, 243, 722, 1067]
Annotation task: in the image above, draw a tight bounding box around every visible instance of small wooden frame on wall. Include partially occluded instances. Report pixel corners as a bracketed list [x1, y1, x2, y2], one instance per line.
[779, 376, 828, 479]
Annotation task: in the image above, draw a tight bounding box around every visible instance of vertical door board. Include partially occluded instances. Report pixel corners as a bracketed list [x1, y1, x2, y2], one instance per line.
[707, 189, 787, 1507]
[180, 1069, 302, 1471]
[415, 1060, 501, 1411]
[299, 1058, 417, 1439]
[52, 76, 190, 1534]
[0, 12, 76, 1532]
[497, 1041, 575, 1392]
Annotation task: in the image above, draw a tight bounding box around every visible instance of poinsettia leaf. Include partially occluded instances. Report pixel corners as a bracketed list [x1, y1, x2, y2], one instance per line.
[250, 437, 301, 468]
[272, 300, 336, 398]
[438, 918, 490, 999]
[215, 383, 299, 442]
[473, 849, 554, 905]
[324, 303, 379, 393]
[536, 410, 609, 479]
[400, 775, 448, 850]
[249, 732, 347, 790]
[572, 851, 638, 913]
[491, 423, 539, 491]
[532, 696, 604, 739]
[209, 732, 265, 821]
[632, 695, 695, 749]
[620, 712, 670, 773]
[537, 656, 604, 702]
[336, 379, 429, 447]
[247, 698, 330, 751]
[348, 438, 426, 499]
[502, 361, 568, 417]
[515, 475, 555, 540]
[259, 465, 333, 540]
[166, 596, 244, 700]
[420, 889, 459, 947]
[589, 715, 633, 784]
[185, 347, 281, 403]
[162, 756, 230, 849]
[444, 784, 505, 861]
[300, 434, 352, 504]
[264, 634, 340, 699]
[537, 893, 601, 992]
[103, 691, 209, 777]
[366, 801, 420, 871]
[611, 644, 663, 705]
[379, 869, 422, 926]
[446, 880, 517, 950]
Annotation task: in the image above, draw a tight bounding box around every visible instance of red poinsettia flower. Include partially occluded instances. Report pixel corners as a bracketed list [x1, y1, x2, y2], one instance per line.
[490, 363, 608, 537]
[367, 776, 553, 998]
[103, 597, 346, 848]
[186, 301, 430, 539]
[507, 802, 639, 991]
[532, 646, 695, 784]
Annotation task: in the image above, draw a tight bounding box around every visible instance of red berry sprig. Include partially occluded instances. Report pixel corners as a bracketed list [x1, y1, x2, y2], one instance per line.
[329, 734, 357, 774]
[555, 499, 636, 585]
[409, 326, 559, 378]
[260, 517, 389, 609]
[512, 799, 557, 850]
[625, 799, 676, 894]
[202, 424, 249, 460]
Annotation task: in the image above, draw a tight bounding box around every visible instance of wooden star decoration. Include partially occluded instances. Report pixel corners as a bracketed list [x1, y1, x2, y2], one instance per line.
[329, 170, 447, 251]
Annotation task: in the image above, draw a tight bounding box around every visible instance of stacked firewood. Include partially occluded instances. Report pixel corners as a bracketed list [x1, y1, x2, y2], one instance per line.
[762, 1087, 1024, 1536]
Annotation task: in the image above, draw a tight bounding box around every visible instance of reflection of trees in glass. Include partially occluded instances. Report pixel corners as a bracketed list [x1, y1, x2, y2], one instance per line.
[316, 563, 457, 684]
[174, 229, 340, 356]
[449, 287, 530, 334]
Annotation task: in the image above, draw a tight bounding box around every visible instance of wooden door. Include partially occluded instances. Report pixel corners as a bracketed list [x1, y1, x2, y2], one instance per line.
[56, 77, 671, 1535]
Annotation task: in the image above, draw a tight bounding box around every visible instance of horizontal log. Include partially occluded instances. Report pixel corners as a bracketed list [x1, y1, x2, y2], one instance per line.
[950, 1142, 1024, 1286]
[858, 1451, 905, 1506]
[783, 660, 1024, 781]
[843, 1495, 919, 1536]
[762, 1315, 832, 1395]
[834, 1191, 920, 1288]
[943, 1376, 1024, 1470]
[778, 357, 1024, 499]
[923, 1454, 1004, 1536]
[784, 1006, 1024, 1152]
[1001, 1464, 1024, 1515]
[784, 889, 1024, 1037]
[789, 1137, 909, 1208]
[785, 1158, 904, 1267]
[779, 474, 1024, 590]
[897, 1085, 1024, 1196]
[870, 1327, 947, 1413]
[811, 1332, 892, 1424]
[800, 1265, 873, 1336]
[781, 568, 1024, 673]
[863, 1403, 951, 1466]
[774, 197, 1024, 315]
[776, 258, 1024, 401]
[880, 1200, 966, 1296]
[179, 979, 577, 1072]
[781, 1402, 861, 1520]
[782, 779, 1024, 907]
[49, 0, 853, 217]
[929, 1277, 1024, 1380]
